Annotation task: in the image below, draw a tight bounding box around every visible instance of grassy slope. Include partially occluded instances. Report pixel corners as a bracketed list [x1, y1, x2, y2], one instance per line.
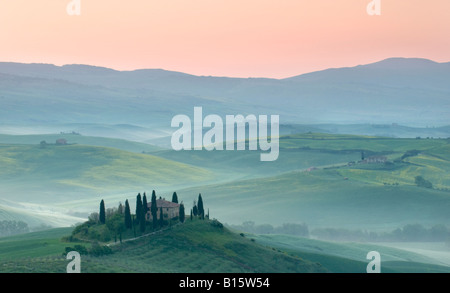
[0, 142, 214, 226]
[1, 223, 448, 273]
[173, 134, 450, 229]
[251, 234, 450, 273]
[0, 228, 76, 260]
[152, 146, 361, 179]
[337, 151, 450, 189]
[280, 133, 449, 152]
[0, 133, 162, 153]
[0, 220, 326, 273]
[1, 133, 449, 231]
[152, 133, 450, 178]
[0, 143, 214, 201]
[179, 168, 450, 229]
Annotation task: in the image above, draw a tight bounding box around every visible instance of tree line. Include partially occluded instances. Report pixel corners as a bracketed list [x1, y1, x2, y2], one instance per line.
[190, 193, 207, 220]
[70, 191, 206, 243]
[0, 220, 29, 237]
[311, 224, 450, 242]
[228, 221, 309, 237]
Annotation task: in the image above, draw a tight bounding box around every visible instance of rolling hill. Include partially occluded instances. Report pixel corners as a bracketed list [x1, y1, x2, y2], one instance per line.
[0, 143, 215, 209]
[1, 57, 449, 273]
[1, 133, 449, 231]
[179, 168, 450, 230]
[1, 220, 448, 273]
[0, 133, 162, 153]
[250, 234, 450, 273]
[1, 58, 449, 127]
[0, 220, 326, 273]
[174, 134, 450, 229]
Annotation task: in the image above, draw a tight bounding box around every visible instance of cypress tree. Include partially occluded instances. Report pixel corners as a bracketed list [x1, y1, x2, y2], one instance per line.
[197, 194, 204, 219]
[136, 193, 142, 225]
[179, 203, 185, 223]
[172, 192, 178, 203]
[151, 190, 158, 229]
[142, 193, 149, 216]
[124, 200, 132, 229]
[190, 209, 193, 221]
[99, 199, 106, 224]
[193, 205, 198, 217]
[118, 202, 123, 214]
[159, 207, 164, 228]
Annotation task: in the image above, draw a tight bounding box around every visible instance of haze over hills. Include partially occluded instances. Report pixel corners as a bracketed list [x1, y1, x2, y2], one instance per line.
[1, 58, 449, 226]
[1, 58, 449, 274]
[1, 57, 449, 129]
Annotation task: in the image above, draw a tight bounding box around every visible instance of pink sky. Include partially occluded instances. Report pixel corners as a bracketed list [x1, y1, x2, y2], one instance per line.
[0, 0, 449, 78]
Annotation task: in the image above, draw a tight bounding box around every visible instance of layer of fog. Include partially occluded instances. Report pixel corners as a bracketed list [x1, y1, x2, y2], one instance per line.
[0, 200, 85, 228]
[377, 242, 450, 267]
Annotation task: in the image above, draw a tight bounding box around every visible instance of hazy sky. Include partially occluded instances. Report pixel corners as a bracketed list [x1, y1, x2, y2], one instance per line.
[0, 0, 449, 78]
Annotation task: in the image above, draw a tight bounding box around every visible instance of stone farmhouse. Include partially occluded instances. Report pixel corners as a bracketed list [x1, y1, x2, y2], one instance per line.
[146, 198, 180, 220]
[364, 155, 388, 164]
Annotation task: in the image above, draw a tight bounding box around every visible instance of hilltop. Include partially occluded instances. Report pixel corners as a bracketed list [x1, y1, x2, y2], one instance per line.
[0, 219, 326, 273]
[1, 219, 448, 273]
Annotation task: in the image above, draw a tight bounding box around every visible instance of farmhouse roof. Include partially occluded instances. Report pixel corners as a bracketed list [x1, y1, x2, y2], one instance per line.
[147, 199, 180, 209]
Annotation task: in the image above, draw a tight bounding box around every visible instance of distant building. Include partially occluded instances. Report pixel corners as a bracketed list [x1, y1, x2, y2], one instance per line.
[56, 139, 67, 145]
[146, 199, 180, 220]
[364, 155, 387, 164]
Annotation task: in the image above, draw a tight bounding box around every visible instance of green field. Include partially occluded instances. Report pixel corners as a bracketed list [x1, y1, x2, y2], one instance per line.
[0, 133, 162, 153]
[0, 220, 326, 273]
[179, 169, 449, 229]
[171, 134, 450, 229]
[0, 228, 77, 260]
[0, 133, 448, 247]
[0, 143, 214, 201]
[1, 221, 448, 273]
[280, 133, 449, 152]
[250, 234, 450, 273]
[1, 58, 450, 273]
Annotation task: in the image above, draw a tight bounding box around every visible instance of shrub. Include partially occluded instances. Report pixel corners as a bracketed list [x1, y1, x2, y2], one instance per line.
[401, 150, 420, 160]
[86, 225, 112, 242]
[210, 219, 223, 229]
[415, 176, 433, 189]
[63, 245, 88, 256]
[89, 242, 113, 256]
[74, 245, 89, 255]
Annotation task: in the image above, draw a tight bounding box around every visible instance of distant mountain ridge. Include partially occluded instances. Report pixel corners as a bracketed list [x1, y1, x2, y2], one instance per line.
[0, 58, 449, 127]
[1, 57, 448, 79]
[286, 58, 450, 90]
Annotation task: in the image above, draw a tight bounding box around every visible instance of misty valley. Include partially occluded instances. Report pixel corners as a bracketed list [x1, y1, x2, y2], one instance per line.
[0, 59, 449, 273]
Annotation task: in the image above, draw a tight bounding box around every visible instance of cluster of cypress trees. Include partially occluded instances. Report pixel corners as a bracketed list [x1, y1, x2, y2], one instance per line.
[97, 190, 190, 236]
[190, 193, 207, 220]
